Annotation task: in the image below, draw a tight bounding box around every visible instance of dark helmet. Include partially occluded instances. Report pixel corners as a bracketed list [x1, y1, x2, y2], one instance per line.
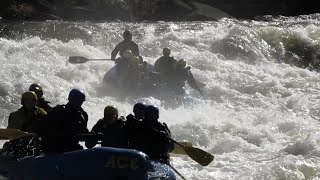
[68, 89, 86, 102]
[133, 102, 146, 119]
[123, 30, 132, 41]
[145, 105, 159, 119]
[133, 102, 146, 113]
[29, 83, 43, 98]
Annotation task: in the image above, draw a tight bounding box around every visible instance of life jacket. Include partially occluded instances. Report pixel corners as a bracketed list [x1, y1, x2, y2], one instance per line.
[133, 120, 173, 164]
[39, 103, 89, 153]
[154, 56, 177, 75]
[91, 118, 127, 148]
[115, 57, 144, 89]
[7, 106, 46, 133]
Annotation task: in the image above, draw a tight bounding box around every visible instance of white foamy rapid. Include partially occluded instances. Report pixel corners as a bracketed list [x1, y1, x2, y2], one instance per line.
[1, 15, 320, 179]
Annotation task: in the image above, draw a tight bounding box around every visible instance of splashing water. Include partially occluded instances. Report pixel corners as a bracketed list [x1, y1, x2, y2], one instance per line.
[1, 15, 320, 179]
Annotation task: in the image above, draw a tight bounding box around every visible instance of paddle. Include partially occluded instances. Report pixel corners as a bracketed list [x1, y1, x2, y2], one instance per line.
[170, 138, 214, 166]
[0, 129, 99, 142]
[151, 127, 214, 166]
[69, 56, 113, 64]
[0, 129, 34, 140]
[0, 129, 214, 166]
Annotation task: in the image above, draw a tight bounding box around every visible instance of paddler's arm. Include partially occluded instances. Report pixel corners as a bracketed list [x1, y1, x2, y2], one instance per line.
[111, 43, 121, 60]
[154, 58, 161, 72]
[85, 120, 104, 148]
[131, 42, 140, 56]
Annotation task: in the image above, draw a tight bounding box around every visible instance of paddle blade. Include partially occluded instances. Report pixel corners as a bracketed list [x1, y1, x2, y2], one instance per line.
[197, 81, 206, 88]
[69, 56, 89, 64]
[0, 128, 30, 140]
[187, 70, 203, 95]
[183, 146, 214, 166]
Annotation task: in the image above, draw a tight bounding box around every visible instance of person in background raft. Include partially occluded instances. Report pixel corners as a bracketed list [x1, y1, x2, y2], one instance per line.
[86, 105, 127, 148]
[174, 59, 204, 96]
[29, 83, 52, 112]
[147, 48, 178, 91]
[111, 30, 140, 61]
[155, 50, 203, 96]
[168, 59, 190, 95]
[115, 50, 145, 89]
[39, 89, 89, 154]
[154, 48, 178, 77]
[7, 91, 47, 133]
[154, 48, 189, 95]
[128, 105, 174, 164]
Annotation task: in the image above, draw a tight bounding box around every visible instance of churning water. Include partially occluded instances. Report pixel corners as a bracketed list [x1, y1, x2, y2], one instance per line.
[1, 15, 320, 179]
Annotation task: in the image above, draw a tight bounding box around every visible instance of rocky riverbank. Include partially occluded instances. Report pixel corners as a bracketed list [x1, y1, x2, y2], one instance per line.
[0, 0, 318, 21]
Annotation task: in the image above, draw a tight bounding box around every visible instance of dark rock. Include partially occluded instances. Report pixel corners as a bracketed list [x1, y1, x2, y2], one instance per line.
[0, 0, 319, 21]
[0, 0, 131, 21]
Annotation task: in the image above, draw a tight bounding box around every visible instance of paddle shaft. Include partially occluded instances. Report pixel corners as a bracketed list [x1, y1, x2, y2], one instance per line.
[86, 59, 112, 61]
[151, 128, 190, 152]
[0, 129, 186, 154]
[170, 138, 187, 149]
[68, 56, 113, 64]
[0, 129, 184, 149]
[169, 164, 187, 180]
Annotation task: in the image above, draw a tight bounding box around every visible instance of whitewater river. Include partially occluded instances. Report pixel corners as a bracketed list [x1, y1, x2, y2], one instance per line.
[1, 15, 320, 179]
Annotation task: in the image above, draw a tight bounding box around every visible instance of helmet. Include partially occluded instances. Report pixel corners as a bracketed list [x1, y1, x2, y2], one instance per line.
[29, 83, 43, 97]
[133, 102, 146, 119]
[29, 83, 42, 92]
[68, 89, 86, 102]
[21, 91, 37, 105]
[177, 59, 187, 68]
[163, 48, 171, 56]
[130, 56, 140, 67]
[145, 105, 159, 119]
[133, 102, 146, 113]
[123, 50, 133, 59]
[104, 105, 118, 117]
[123, 30, 132, 41]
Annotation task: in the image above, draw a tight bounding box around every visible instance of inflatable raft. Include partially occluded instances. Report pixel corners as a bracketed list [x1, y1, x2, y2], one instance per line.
[1, 147, 176, 180]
